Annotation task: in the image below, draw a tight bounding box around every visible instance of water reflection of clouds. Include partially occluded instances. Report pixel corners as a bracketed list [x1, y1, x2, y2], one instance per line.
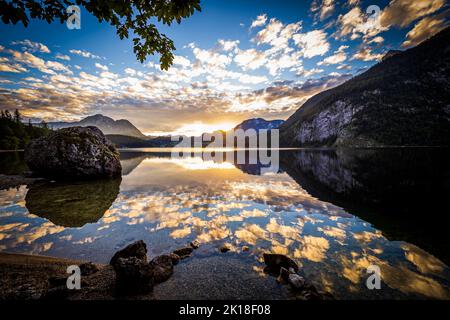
[0, 155, 449, 299]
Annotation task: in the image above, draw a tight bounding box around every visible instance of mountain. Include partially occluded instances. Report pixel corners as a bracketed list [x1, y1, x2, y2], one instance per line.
[381, 49, 402, 61]
[280, 27, 450, 147]
[49, 114, 146, 138]
[233, 118, 284, 131]
[105, 135, 155, 148]
[105, 134, 177, 148]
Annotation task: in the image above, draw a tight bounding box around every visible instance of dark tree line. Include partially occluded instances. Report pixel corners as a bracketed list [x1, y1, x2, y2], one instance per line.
[0, 109, 50, 150]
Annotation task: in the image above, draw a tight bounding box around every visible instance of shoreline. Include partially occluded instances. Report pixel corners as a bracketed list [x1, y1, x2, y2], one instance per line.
[0, 246, 326, 301]
[0, 174, 45, 190]
[1, 146, 449, 153]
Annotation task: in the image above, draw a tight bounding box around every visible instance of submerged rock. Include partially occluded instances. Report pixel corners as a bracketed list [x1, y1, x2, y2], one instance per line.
[110, 240, 147, 267]
[219, 244, 231, 253]
[25, 126, 121, 179]
[113, 257, 154, 295]
[190, 240, 200, 249]
[79, 262, 99, 276]
[263, 253, 299, 274]
[278, 267, 292, 282]
[169, 253, 181, 265]
[173, 247, 193, 258]
[150, 255, 174, 283]
[288, 274, 306, 290]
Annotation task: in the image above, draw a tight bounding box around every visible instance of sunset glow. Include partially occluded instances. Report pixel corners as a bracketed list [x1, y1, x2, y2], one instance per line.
[1, 0, 447, 135]
[145, 121, 237, 137]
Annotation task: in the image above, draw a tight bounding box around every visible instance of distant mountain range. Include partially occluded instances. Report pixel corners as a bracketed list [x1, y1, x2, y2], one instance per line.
[47, 114, 283, 148]
[233, 118, 284, 131]
[48, 114, 146, 138]
[280, 27, 450, 147]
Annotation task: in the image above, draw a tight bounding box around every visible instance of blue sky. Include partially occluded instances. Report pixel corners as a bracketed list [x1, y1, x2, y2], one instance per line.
[0, 0, 448, 135]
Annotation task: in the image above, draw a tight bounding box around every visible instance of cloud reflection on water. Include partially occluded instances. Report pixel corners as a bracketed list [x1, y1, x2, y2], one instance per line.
[0, 152, 449, 299]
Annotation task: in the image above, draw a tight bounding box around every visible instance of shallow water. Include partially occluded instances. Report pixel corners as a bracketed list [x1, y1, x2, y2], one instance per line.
[1, 148, 449, 299]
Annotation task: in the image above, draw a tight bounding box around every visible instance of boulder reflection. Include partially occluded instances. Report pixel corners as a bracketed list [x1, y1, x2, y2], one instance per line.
[25, 178, 121, 227]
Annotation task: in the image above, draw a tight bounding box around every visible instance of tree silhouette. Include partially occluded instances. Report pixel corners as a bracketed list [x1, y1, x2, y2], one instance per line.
[0, 0, 201, 70]
[14, 109, 21, 123]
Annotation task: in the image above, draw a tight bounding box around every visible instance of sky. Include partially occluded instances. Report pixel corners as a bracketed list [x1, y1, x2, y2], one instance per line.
[0, 0, 449, 136]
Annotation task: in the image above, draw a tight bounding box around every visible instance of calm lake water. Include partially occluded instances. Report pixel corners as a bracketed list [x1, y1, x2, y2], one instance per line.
[1, 148, 449, 299]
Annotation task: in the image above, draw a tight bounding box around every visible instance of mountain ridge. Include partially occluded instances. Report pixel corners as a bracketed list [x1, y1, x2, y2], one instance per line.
[280, 27, 450, 147]
[48, 114, 146, 138]
[49, 115, 283, 148]
[233, 118, 284, 131]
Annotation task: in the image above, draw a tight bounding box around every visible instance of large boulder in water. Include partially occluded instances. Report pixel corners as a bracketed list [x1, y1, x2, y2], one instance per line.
[25, 126, 121, 179]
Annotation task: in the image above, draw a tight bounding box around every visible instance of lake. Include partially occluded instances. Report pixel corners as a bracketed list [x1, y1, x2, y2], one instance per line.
[0, 148, 449, 299]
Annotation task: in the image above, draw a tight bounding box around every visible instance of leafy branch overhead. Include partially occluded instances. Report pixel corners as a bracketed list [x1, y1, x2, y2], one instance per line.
[0, 0, 202, 70]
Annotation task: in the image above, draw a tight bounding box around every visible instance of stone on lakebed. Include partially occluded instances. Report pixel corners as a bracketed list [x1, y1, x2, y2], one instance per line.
[150, 255, 174, 284]
[110, 240, 148, 267]
[263, 253, 299, 273]
[113, 257, 154, 295]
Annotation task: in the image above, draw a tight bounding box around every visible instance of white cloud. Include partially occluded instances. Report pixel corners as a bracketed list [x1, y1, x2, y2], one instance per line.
[218, 39, 240, 52]
[238, 74, 268, 85]
[266, 51, 303, 76]
[124, 68, 137, 76]
[100, 71, 118, 79]
[253, 18, 302, 58]
[293, 30, 330, 58]
[95, 63, 109, 71]
[234, 49, 267, 70]
[250, 14, 268, 29]
[11, 40, 50, 53]
[402, 11, 449, 47]
[337, 64, 352, 70]
[369, 36, 384, 44]
[254, 18, 284, 45]
[69, 49, 101, 59]
[46, 61, 72, 73]
[352, 47, 384, 61]
[192, 47, 232, 69]
[173, 55, 192, 67]
[0, 57, 28, 73]
[55, 53, 71, 61]
[318, 45, 348, 65]
[9, 50, 72, 74]
[316, 0, 335, 21]
[335, 6, 387, 41]
[336, 7, 363, 38]
[380, 0, 445, 28]
[295, 67, 324, 78]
